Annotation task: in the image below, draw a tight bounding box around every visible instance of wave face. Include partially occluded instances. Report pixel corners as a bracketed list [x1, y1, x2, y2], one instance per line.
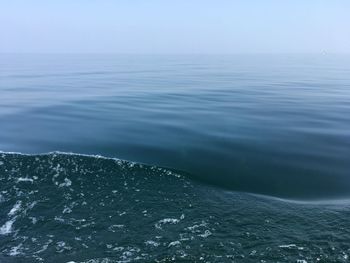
[1, 152, 350, 262]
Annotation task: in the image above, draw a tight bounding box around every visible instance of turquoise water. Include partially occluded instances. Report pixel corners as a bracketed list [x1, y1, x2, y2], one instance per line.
[1, 54, 350, 262]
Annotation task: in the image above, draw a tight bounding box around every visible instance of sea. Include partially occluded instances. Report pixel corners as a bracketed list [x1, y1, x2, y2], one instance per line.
[0, 54, 350, 262]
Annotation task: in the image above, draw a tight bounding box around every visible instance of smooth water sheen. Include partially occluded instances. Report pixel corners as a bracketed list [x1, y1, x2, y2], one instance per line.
[1, 54, 350, 262]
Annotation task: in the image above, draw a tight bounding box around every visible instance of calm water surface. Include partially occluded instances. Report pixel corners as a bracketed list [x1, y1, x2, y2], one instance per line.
[0, 54, 350, 262]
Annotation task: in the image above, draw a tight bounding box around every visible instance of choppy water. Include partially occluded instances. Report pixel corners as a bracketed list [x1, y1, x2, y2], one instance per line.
[1, 54, 350, 262]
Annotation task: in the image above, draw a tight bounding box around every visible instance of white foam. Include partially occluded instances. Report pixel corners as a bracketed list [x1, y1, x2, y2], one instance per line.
[9, 243, 23, 256]
[63, 207, 72, 214]
[199, 230, 212, 238]
[155, 218, 180, 229]
[159, 218, 179, 224]
[56, 241, 72, 253]
[279, 244, 296, 248]
[145, 240, 160, 247]
[279, 244, 304, 250]
[17, 177, 34, 183]
[34, 239, 52, 254]
[28, 201, 37, 209]
[59, 178, 72, 188]
[54, 216, 65, 223]
[0, 219, 15, 235]
[8, 201, 22, 216]
[108, 224, 125, 232]
[168, 240, 181, 247]
[186, 221, 208, 232]
[0, 151, 184, 181]
[57, 241, 66, 247]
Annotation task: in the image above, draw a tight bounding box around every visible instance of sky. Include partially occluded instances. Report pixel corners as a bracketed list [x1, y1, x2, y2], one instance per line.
[0, 0, 349, 54]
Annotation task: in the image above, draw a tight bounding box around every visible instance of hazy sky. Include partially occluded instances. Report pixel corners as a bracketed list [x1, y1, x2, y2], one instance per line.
[1, 0, 349, 54]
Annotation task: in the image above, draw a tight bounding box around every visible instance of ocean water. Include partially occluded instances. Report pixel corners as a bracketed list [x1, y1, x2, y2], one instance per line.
[0, 54, 350, 262]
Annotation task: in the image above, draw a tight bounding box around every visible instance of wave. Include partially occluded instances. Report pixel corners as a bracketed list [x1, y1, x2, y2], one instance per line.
[1, 151, 350, 262]
[1, 151, 350, 202]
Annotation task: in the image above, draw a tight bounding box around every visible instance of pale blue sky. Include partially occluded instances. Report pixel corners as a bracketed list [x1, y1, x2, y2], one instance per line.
[1, 0, 349, 54]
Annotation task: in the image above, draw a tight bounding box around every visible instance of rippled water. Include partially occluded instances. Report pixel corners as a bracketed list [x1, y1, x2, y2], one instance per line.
[1, 54, 350, 262]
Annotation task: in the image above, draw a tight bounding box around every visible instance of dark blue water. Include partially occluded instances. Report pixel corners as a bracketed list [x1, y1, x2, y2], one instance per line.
[1, 54, 350, 262]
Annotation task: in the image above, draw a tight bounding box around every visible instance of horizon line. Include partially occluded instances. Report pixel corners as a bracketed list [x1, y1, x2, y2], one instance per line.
[1, 52, 349, 56]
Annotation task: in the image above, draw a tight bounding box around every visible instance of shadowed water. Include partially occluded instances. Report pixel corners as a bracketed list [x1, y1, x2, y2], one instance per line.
[1, 54, 350, 262]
